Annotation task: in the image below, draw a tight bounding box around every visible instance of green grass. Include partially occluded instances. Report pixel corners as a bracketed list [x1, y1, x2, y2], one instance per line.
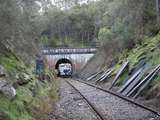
[0, 56, 19, 74]
[111, 33, 160, 86]
[0, 54, 58, 120]
[0, 95, 31, 120]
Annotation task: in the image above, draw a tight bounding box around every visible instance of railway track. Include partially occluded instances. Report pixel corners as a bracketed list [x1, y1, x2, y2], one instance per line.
[77, 79, 160, 115]
[66, 79, 160, 120]
[50, 79, 104, 120]
[66, 80, 106, 120]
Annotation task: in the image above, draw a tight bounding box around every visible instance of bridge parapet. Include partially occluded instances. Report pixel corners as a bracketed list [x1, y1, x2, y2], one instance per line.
[43, 48, 97, 55]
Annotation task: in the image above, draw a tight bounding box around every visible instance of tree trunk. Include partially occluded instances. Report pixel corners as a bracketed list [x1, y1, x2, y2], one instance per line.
[87, 32, 90, 43]
[81, 32, 84, 46]
[156, 0, 160, 25]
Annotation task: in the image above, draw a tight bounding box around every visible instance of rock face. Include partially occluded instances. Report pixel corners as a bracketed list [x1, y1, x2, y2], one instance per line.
[1, 84, 16, 98]
[0, 65, 6, 77]
[0, 65, 16, 98]
[16, 72, 31, 85]
[0, 79, 8, 88]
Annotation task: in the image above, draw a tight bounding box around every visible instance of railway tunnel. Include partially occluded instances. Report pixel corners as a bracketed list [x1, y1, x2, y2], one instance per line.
[43, 47, 97, 77]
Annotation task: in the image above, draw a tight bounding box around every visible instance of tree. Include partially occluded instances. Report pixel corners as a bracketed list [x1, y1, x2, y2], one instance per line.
[0, 0, 47, 60]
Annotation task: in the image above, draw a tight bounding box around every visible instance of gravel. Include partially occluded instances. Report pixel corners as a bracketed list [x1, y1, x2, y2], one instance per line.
[68, 79, 159, 120]
[49, 79, 101, 120]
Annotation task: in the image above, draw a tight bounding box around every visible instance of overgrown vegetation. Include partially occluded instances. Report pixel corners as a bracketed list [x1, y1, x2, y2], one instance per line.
[112, 33, 160, 85]
[0, 55, 58, 120]
[0, 1, 59, 119]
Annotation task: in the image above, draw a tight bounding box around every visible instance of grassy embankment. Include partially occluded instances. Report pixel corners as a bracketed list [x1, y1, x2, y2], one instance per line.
[111, 33, 160, 99]
[0, 53, 58, 120]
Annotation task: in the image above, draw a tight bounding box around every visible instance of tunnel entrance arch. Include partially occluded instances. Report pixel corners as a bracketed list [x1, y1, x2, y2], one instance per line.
[55, 58, 73, 77]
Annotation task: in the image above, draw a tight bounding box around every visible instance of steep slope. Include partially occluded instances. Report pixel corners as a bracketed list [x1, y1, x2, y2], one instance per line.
[78, 48, 107, 79]
[79, 33, 160, 111]
[0, 42, 58, 120]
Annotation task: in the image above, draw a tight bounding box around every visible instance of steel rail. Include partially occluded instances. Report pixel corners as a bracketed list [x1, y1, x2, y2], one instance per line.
[75, 79, 160, 116]
[65, 80, 106, 120]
